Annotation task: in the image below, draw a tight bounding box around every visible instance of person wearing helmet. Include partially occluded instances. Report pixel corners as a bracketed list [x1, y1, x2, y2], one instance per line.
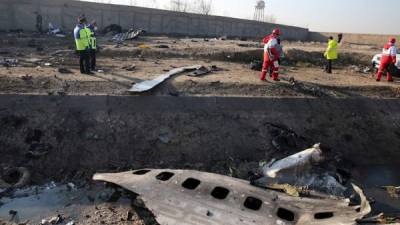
[324, 33, 342, 74]
[376, 38, 397, 82]
[260, 28, 282, 81]
[74, 15, 92, 75]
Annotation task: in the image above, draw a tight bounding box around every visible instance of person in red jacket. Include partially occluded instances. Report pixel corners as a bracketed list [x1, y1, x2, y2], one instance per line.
[376, 38, 397, 82]
[260, 29, 281, 81]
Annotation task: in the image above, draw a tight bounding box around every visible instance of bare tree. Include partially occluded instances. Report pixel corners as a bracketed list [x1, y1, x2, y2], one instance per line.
[170, 0, 189, 12]
[197, 0, 212, 15]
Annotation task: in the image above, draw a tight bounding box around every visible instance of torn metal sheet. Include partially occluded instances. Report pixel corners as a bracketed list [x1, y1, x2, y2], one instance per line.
[94, 169, 370, 225]
[255, 144, 346, 196]
[262, 144, 323, 178]
[112, 29, 145, 43]
[128, 65, 202, 93]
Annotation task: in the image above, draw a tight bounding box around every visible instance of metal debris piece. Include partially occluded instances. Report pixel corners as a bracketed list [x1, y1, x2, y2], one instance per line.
[267, 183, 303, 197]
[122, 64, 136, 71]
[112, 29, 145, 43]
[128, 65, 202, 93]
[48, 23, 66, 37]
[94, 169, 370, 225]
[1, 58, 18, 67]
[351, 184, 371, 215]
[254, 144, 347, 196]
[262, 144, 323, 178]
[188, 66, 211, 77]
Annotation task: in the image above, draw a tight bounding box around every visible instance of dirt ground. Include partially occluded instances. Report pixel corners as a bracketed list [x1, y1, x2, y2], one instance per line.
[1, 32, 400, 225]
[1, 33, 399, 98]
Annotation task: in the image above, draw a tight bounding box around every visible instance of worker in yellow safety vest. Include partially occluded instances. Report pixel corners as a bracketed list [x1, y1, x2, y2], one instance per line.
[324, 34, 343, 74]
[87, 20, 97, 72]
[74, 15, 92, 74]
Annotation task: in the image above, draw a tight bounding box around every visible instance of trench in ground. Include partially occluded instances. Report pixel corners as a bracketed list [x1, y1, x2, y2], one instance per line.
[0, 95, 399, 219]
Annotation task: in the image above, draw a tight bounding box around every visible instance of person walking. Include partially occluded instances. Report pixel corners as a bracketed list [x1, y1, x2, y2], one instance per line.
[74, 15, 92, 75]
[376, 38, 397, 82]
[260, 28, 282, 81]
[324, 34, 343, 74]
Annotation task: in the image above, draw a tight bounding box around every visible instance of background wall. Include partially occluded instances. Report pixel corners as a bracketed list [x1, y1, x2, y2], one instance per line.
[0, 0, 309, 40]
[309, 32, 396, 46]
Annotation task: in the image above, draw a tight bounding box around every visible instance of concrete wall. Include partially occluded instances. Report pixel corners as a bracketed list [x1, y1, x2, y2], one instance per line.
[309, 32, 398, 46]
[0, 0, 309, 40]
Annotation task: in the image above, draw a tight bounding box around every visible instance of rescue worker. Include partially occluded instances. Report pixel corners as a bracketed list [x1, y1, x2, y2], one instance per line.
[376, 38, 397, 82]
[87, 20, 97, 72]
[260, 28, 281, 81]
[74, 15, 92, 74]
[324, 34, 343, 74]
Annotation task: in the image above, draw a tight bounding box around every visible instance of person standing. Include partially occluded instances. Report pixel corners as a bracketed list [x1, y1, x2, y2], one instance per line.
[376, 38, 397, 82]
[34, 12, 43, 34]
[87, 20, 98, 72]
[260, 28, 281, 81]
[324, 34, 343, 74]
[74, 15, 92, 75]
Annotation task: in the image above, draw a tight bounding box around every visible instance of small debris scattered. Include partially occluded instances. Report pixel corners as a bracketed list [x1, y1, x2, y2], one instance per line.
[210, 65, 224, 72]
[57, 67, 73, 74]
[48, 23, 66, 37]
[188, 66, 211, 77]
[382, 186, 400, 198]
[1, 58, 18, 67]
[158, 132, 171, 144]
[349, 65, 372, 74]
[22, 58, 43, 64]
[41, 214, 63, 225]
[249, 60, 263, 71]
[155, 45, 170, 49]
[122, 64, 136, 71]
[20, 75, 33, 81]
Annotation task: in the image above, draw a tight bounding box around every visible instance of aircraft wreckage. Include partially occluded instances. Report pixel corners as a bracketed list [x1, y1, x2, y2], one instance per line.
[93, 168, 371, 225]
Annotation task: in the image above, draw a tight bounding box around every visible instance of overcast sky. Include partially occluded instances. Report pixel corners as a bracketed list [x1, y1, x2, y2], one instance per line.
[81, 0, 400, 34]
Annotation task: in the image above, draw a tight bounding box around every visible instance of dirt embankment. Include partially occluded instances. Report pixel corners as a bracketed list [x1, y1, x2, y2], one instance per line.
[1, 95, 400, 183]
